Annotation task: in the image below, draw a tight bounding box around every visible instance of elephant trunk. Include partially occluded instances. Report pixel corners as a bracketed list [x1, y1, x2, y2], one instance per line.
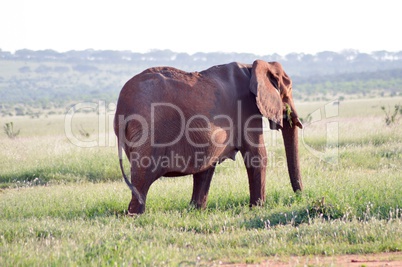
[281, 120, 303, 192]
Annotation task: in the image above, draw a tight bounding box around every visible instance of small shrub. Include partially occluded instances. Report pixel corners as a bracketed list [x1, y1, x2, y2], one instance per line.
[381, 104, 401, 126]
[300, 113, 312, 124]
[4, 122, 20, 139]
[307, 197, 347, 220]
[78, 125, 91, 138]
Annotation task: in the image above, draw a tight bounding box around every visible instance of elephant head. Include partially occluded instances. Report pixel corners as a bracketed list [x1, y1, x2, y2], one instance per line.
[249, 60, 303, 192]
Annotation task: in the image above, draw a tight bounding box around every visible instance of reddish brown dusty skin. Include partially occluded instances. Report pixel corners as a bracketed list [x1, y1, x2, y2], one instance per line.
[115, 60, 303, 214]
[282, 120, 303, 192]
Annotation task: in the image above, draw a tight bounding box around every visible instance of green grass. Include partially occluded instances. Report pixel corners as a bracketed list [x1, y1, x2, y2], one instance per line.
[1, 97, 402, 265]
[1, 180, 401, 266]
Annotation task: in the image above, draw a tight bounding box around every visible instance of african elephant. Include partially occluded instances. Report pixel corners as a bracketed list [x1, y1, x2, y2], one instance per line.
[114, 60, 303, 214]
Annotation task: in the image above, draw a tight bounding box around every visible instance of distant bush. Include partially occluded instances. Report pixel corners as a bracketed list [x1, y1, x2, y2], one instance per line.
[53, 66, 70, 72]
[35, 65, 52, 73]
[14, 107, 25, 116]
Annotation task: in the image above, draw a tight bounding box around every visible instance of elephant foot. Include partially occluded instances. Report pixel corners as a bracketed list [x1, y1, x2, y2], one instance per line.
[249, 197, 265, 208]
[126, 210, 140, 217]
[190, 199, 207, 210]
[127, 198, 145, 215]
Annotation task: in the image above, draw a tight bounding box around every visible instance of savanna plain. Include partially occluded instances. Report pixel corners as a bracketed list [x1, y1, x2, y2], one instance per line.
[1, 96, 402, 266]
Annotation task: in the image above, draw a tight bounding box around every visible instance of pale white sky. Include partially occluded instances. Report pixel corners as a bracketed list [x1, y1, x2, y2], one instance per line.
[1, 0, 400, 55]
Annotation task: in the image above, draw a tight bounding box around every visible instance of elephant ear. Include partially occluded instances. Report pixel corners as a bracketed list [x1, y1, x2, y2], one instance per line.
[249, 60, 283, 128]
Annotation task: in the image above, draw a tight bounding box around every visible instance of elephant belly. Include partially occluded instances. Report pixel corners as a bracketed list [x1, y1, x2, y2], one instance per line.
[159, 146, 238, 177]
[158, 126, 238, 176]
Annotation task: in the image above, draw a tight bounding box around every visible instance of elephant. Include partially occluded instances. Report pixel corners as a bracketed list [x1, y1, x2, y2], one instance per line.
[114, 60, 303, 214]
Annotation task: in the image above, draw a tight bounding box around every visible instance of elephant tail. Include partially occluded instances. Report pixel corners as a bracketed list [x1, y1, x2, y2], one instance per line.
[118, 139, 144, 205]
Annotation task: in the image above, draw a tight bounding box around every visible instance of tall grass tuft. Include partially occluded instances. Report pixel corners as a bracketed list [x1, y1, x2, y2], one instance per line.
[3, 122, 20, 139]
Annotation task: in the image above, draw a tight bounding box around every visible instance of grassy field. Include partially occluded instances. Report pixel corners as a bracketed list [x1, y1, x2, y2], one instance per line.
[1, 97, 402, 266]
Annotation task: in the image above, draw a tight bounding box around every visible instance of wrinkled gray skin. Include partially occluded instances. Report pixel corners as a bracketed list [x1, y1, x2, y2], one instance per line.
[114, 60, 303, 214]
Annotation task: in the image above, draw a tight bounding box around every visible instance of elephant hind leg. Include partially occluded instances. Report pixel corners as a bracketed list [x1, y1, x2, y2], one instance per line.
[127, 165, 159, 215]
[127, 178, 151, 215]
[190, 167, 215, 209]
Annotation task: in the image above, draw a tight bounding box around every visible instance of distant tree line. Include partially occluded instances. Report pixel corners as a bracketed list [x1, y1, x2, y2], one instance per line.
[2, 48, 402, 75]
[0, 49, 401, 114]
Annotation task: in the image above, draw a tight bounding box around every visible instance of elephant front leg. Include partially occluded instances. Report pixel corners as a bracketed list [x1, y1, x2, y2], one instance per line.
[190, 167, 215, 209]
[242, 148, 267, 207]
